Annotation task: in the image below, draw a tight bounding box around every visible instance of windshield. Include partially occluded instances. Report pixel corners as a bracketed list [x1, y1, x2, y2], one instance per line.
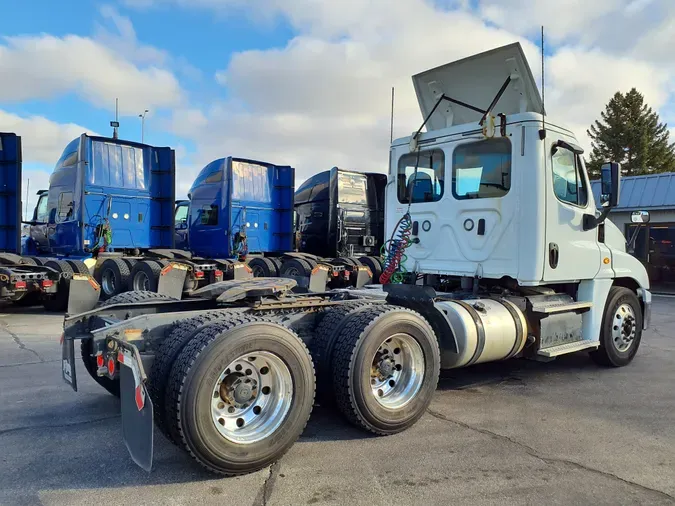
[338, 173, 368, 205]
[175, 204, 188, 224]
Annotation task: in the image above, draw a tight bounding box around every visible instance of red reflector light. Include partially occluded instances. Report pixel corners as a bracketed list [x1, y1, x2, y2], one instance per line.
[108, 358, 115, 375]
[42, 279, 54, 288]
[214, 270, 223, 278]
[96, 354, 104, 368]
[344, 271, 350, 279]
[195, 270, 204, 279]
[332, 270, 339, 277]
[14, 281, 27, 289]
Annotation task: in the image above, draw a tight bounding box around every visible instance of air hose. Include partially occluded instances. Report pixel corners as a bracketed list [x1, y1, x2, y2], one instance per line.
[379, 212, 413, 284]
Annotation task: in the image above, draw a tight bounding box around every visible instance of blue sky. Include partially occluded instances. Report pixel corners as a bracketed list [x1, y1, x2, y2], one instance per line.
[1, 0, 674, 214]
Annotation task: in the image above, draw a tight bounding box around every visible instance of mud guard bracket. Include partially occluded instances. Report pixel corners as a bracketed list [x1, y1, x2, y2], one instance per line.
[383, 284, 458, 353]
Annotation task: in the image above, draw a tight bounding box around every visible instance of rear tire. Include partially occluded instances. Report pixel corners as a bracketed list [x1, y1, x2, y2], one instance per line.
[65, 259, 90, 275]
[331, 305, 440, 435]
[247, 257, 277, 278]
[280, 258, 312, 278]
[12, 291, 41, 307]
[43, 260, 74, 312]
[95, 259, 131, 300]
[129, 260, 162, 292]
[150, 310, 239, 443]
[29, 256, 46, 266]
[590, 287, 643, 367]
[100, 290, 176, 307]
[358, 256, 383, 283]
[166, 318, 315, 475]
[268, 257, 283, 276]
[309, 300, 380, 403]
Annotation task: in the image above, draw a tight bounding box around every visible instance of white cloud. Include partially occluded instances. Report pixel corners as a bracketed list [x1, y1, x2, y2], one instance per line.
[0, 110, 100, 218]
[0, 33, 183, 115]
[0, 110, 97, 165]
[159, 0, 675, 185]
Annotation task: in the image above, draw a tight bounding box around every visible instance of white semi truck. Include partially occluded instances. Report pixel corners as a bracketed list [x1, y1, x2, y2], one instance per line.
[61, 43, 651, 476]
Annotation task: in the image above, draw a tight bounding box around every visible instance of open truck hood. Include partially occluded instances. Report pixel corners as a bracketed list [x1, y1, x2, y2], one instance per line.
[412, 43, 543, 131]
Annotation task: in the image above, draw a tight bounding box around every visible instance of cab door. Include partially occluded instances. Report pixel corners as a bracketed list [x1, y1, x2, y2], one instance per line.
[543, 135, 601, 282]
[30, 192, 50, 253]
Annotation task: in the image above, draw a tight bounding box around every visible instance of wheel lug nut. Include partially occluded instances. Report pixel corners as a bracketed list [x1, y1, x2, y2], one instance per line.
[217, 402, 225, 409]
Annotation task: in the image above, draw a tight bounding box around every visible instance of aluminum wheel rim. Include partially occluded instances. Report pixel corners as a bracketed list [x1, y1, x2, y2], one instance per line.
[612, 303, 637, 353]
[133, 271, 150, 291]
[251, 265, 264, 277]
[101, 268, 116, 295]
[211, 350, 293, 444]
[284, 267, 300, 276]
[370, 333, 425, 409]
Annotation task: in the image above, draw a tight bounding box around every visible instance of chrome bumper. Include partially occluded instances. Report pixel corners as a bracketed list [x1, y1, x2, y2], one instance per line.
[638, 288, 652, 330]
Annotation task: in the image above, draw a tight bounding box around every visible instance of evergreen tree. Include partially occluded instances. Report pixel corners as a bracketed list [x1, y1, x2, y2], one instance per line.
[586, 88, 675, 178]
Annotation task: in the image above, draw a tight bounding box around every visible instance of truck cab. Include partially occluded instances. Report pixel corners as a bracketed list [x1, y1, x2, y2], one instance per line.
[174, 199, 189, 250]
[387, 43, 650, 364]
[39, 134, 175, 257]
[187, 157, 294, 258]
[294, 167, 386, 258]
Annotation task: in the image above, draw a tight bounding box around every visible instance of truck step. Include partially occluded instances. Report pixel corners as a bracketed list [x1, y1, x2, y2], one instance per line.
[537, 340, 599, 358]
[534, 301, 593, 314]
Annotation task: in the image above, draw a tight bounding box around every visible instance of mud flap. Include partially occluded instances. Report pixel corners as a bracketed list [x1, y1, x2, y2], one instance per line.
[308, 264, 330, 293]
[61, 334, 77, 391]
[157, 262, 188, 300]
[67, 274, 101, 315]
[232, 262, 253, 280]
[354, 266, 372, 288]
[118, 348, 154, 472]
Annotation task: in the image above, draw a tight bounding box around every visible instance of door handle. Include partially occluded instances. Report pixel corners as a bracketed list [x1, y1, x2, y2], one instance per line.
[549, 242, 559, 269]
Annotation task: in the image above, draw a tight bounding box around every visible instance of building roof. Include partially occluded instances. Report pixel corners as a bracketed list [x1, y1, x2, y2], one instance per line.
[591, 173, 675, 211]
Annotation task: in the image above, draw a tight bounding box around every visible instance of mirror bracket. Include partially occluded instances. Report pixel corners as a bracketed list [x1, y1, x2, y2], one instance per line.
[583, 207, 612, 231]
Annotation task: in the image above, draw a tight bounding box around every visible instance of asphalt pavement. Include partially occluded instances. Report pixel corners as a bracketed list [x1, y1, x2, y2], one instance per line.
[0, 297, 673, 505]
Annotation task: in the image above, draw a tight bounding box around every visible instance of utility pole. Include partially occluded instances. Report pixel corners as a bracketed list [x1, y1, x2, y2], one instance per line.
[111, 98, 120, 139]
[139, 109, 149, 143]
[24, 178, 29, 220]
[390, 87, 395, 144]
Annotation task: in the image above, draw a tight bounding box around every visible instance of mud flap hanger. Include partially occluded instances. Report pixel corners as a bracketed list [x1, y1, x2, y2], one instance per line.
[409, 75, 513, 152]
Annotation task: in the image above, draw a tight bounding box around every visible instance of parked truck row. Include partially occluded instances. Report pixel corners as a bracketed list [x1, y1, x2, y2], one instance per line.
[1, 130, 389, 308]
[61, 43, 652, 477]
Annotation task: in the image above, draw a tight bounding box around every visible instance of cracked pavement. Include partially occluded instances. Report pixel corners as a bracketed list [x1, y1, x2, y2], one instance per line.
[0, 298, 674, 505]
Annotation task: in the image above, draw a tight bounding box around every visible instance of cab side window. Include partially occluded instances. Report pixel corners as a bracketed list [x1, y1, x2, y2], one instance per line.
[551, 145, 588, 207]
[57, 192, 74, 221]
[200, 205, 218, 226]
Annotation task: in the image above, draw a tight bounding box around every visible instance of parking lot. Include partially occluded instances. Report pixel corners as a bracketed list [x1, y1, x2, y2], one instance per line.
[0, 297, 673, 506]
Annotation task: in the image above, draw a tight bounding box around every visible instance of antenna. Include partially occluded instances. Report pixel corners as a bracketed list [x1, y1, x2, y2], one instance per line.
[390, 87, 395, 144]
[539, 26, 547, 140]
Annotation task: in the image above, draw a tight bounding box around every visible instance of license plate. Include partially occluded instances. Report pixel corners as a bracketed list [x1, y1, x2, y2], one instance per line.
[61, 334, 78, 391]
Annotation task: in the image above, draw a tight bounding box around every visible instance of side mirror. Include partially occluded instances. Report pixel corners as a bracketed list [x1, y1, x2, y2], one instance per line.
[631, 211, 650, 224]
[600, 162, 620, 208]
[178, 220, 188, 230]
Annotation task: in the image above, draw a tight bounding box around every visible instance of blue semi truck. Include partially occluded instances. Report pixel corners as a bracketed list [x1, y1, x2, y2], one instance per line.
[10, 133, 299, 307]
[1, 133, 61, 306]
